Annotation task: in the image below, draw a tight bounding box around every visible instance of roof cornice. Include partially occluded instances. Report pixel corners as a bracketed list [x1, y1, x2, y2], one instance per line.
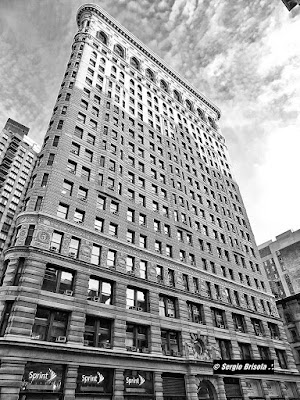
[76, 3, 221, 120]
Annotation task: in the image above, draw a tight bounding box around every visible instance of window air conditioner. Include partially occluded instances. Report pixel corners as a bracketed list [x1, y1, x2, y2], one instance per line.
[50, 246, 58, 252]
[93, 296, 100, 302]
[137, 307, 143, 311]
[129, 306, 136, 310]
[55, 336, 67, 343]
[64, 290, 73, 296]
[83, 340, 89, 346]
[69, 252, 76, 258]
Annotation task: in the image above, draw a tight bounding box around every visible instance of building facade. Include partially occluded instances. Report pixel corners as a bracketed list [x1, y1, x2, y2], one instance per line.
[258, 229, 300, 299]
[277, 294, 300, 372]
[0, 119, 38, 254]
[0, 4, 299, 400]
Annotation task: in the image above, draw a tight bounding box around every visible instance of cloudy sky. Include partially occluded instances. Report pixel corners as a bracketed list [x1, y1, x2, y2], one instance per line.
[0, 0, 299, 245]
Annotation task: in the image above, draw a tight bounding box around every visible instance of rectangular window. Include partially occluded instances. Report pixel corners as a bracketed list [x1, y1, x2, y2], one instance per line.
[182, 274, 189, 291]
[238, 342, 252, 360]
[159, 295, 176, 318]
[87, 277, 112, 304]
[69, 237, 80, 258]
[211, 308, 226, 328]
[187, 302, 204, 324]
[126, 323, 149, 352]
[94, 217, 103, 232]
[63, 180, 73, 196]
[41, 173, 49, 187]
[0, 301, 13, 337]
[25, 225, 35, 246]
[50, 231, 63, 252]
[84, 316, 111, 348]
[161, 329, 180, 356]
[232, 313, 246, 333]
[42, 264, 74, 295]
[91, 244, 101, 265]
[34, 196, 43, 211]
[139, 260, 147, 279]
[31, 307, 68, 342]
[57, 203, 69, 219]
[97, 196, 106, 210]
[107, 250, 116, 268]
[126, 287, 147, 311]
[216, 339, 232, 360]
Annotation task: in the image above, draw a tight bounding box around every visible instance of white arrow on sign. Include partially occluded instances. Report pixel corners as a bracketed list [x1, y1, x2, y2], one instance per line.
[139, 374, 145, 386]
[97, 372, 104, 384]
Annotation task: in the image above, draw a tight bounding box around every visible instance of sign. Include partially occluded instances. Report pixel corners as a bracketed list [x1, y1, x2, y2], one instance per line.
[21, 363, 64, 392]
[124, 370, 153, 394]
[213, 360, 274, 375]
[77, 367, 113, 393]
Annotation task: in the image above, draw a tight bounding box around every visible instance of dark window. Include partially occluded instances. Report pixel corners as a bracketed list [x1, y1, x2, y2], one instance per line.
[42, 265, 74, 295]
[41, 173, 49, 187]
[126, 323, 148, 352]
[216, 339, 232, 359]
[187, 302, 204, 324]
[251, 318, 264, 337]
[211, 308, 226, 328]
[232, 313, 246, 333]
[258, 345, 270, 360]
[47, 153, 55, 166]
[25, 225, 35, 246]
[53, 136, 60, 147]
[87, 277, 112, 304]
[12, 257, 25, 286]
[31, 307, 69, 342]
[275, 349, 287, 368]
[161, 329, 180, 356]
[84, 316, 111, 348]
[268, 322, 280, 339]
[0, 301, 13, 337]
[34, 196, 43, 211]
[238, 342, 252, 360]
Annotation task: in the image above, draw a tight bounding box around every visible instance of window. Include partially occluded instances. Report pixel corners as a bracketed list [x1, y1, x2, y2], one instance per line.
[126, 323, 148, 352]
[41, 173, 49, 187]
[50, 231, 63, 252]
[251, 318, 264, 336]
[84, 316, 111, 348]
[97, 196, 106, 210]
[127, 230, 135, 244]
[268, 322, 280, 339]
[159, 295, 176, 318]
[275, 349, 288, 368]
[25, 225, 35, 246]
[47, 153, 55, 166]
[211, 308, 226, 328]
[216, 339, 232, 360]
[81, 166, 90, 181]
[0, 301, 13, 337]
[69, 237, 80, 258]
[161, 329, 180, 356]
[53, 136, 60, 147]
[139, 235, 147, 248]
[107, 250, 116, 268]
[31, 307, 68, 342]
[238, 342, 252, 360]
[87, 277, 112, 304]
[91, 244, 101, 265]
[74, 209, 84, 223]
[139, 260, 147, 279]
[258, 346, 270, 360]
[109, 223, 118, 237]
[126, 287, 147, 311]
[42, 264, 74, 295]
[34, 196, 43, 211]
[127, 208, 135, 222]
[126, 256, 135, 273]
[232, 313, 246, 333]
[182, 274, 189, 291]
[187, 302, 204, 324]
[156, 265, 163, 283]
[166, 245, 172, 257]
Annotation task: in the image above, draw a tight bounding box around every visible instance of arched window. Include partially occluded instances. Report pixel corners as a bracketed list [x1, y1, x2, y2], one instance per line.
[197, 108, 206, 120]
[147, 91, 151, 98]
[145, 68, 154, 82]
[130, 57, 140, 70]
[111, 65, 117, 73]
[208, 116, 217, 129]
[137, 84, 142, 92]
[186, 99, 193, 112]
[114, 44, 125, 58]
[174, 90, 181, 103]
[100, 57, 105, 65]
[97, 31, 108, 45]
[160, 80, 168, 93]
[130, 79, 135, 86]
[92, 51, 97, 59]
[120, 71, 125, 79]
[154, 96, 158, 103]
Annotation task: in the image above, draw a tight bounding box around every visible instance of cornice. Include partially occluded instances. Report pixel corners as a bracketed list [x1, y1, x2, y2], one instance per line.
[76, 3, 221, 120]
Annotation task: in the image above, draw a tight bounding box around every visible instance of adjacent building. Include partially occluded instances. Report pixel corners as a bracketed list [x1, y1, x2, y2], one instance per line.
[0, 119, 38, 254]
[258, 229, 300, 299]
[0, 4, 299, 400]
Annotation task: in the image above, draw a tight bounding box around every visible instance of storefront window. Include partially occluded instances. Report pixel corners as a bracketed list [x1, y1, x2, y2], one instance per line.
[20, 363, 64, 396]
[76, 367, 113, 396]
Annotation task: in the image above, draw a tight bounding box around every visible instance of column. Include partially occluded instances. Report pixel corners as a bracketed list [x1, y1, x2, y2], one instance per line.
[64, 365, 79, 400]
[154, 371, 163, 400]
[216, 377, 227, 400]
[239, 378, 250, 400]
[113, 368, 124, 400]
[261, 380, 271, 400]
[185, 374, 198, 400]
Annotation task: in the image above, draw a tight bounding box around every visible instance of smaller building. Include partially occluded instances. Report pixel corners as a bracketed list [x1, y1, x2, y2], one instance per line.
[0, 118, 39, 254]
[258, 229, 300, 299]
[277, 294, 300, 371]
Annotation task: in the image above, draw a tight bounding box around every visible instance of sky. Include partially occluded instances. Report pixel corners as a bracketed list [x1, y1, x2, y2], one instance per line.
[0, 0, 299, 245]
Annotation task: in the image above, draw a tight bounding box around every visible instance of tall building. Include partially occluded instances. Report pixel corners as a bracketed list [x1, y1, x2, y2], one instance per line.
[0, 4, 299, 400]
[0, 119, 38, 254]
[258, 229, 300, 299]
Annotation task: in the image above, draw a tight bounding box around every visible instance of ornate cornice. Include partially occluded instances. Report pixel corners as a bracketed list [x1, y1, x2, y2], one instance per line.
[76, 3, 221, 120]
